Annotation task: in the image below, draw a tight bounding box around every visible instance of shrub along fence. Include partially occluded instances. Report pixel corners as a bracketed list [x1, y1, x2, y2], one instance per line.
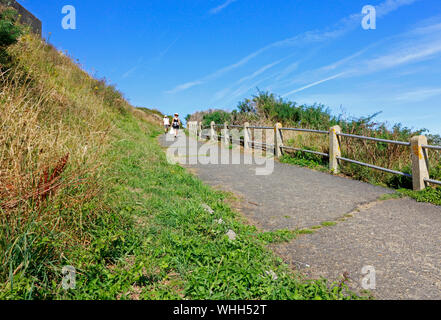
[191, 121, 441, 191]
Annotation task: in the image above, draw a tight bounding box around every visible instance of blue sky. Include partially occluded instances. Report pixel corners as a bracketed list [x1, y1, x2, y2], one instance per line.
[22, 0, 441, 133]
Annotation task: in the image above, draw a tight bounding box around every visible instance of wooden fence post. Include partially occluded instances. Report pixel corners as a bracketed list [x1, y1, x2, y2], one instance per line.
[329, 125, 341, 174]
[210, 121, 216, 141]
[198, 122, 202, 140]
[274, 123, 283, 157]
[187, 121, 197, 138]
[411, 135, 430, 191]
[243, 122, 250, 149]
[223, 122, 229, 145]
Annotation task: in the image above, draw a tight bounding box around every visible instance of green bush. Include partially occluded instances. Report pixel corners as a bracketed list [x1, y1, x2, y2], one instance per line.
[0, 8, 23, 47]
[202, 110, 231, 126]
[235, 90, 335, 129]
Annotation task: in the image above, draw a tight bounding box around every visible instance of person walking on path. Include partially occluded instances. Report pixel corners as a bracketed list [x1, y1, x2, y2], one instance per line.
[172, 113, 181, 139]
[163, 115, 170, 133]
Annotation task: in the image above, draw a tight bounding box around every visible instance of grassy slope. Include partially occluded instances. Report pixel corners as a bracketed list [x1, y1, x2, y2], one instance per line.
[2, 105, 357, 300]
[0, 31, 357, 299]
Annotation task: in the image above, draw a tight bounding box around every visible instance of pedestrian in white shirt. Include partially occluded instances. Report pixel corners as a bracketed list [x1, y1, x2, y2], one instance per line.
[163, 115, 170, 133]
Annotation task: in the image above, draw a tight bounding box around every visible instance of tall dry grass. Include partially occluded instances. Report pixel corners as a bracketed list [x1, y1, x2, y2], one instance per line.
[0, 33, 141, 294]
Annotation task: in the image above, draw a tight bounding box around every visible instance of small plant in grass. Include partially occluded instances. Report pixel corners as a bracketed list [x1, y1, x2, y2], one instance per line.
[0, 8, 24, 47]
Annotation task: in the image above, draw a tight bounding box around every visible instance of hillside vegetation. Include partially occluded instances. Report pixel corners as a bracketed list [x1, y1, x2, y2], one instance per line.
[0, 8, 355, 299]
[189, 91, 441, 202]
[0, 8, 153, 297]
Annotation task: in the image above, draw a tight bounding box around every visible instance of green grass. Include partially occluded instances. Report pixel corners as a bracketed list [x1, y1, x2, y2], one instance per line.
[279, 154, 328, 172]
[257, 229, 298, 244]
[297, 229, 315, 235]
[320, 222, 337, 227]
[4, 113, 358, 300]
[398, 187, 441, 206]
[378, 193, 403, 201]
[377, 188, 441, 206]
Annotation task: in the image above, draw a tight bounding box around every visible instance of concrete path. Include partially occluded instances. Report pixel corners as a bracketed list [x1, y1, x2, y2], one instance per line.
[159, 133, 441, 300]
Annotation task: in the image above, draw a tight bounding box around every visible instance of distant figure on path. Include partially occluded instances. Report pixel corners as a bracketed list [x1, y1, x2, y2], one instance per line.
[172, 113, 181, 139]
[163, 115, 170, 133]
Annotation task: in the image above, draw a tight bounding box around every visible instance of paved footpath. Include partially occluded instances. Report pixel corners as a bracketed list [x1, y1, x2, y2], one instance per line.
[160, 133, 441, 299]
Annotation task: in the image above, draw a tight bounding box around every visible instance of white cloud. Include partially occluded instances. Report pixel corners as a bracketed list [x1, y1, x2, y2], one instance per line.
[122, 66, 138, 79]
[158, 37, 180, 59]
[209, 0, 238, 15]
[165, 47, 267, 94]
[122, 57, 144, 79]
[165, 80, 203, 94]
[409, 21, 441, 35]
[349, 38, 441, 76]
[166, 0, 418, 94]
[280, 18, 441, 95]
[212, 61, 285, 103]
[394, 88, 441, 102]
[376, 0, 420, 17]
[282, 73, 346, 97]
[321, 47, 372, 72]
[237, 59, 284, 84]
[373, 43, 441, 68]
[275, 61, 300, 81]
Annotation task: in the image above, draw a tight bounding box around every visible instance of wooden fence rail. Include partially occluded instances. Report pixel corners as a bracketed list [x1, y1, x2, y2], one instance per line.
[189, 121, 441, 191]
